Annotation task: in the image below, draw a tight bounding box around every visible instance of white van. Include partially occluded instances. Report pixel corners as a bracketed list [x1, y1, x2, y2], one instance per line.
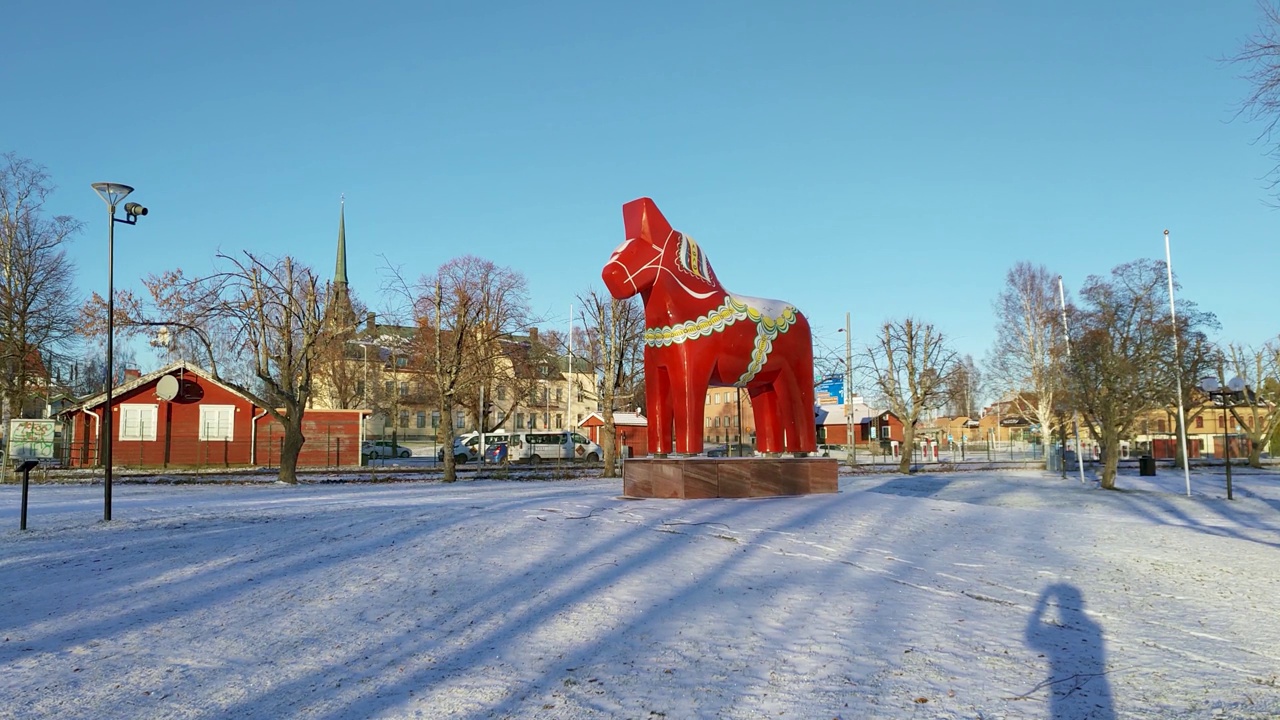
[482, 430, 601, 464]
[436, 432, 480, 463]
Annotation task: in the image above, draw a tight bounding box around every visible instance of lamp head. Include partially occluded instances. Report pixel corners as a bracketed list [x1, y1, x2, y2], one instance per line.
[91, 182, 134, 207]
[1227, 377, 1247, 394]
[124, 202, 148, 220]
[1199, 376, 1220, 393]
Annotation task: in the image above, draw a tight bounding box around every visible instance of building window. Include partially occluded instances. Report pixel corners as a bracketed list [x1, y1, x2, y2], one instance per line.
[530, 413, 538, 429]
[399, 410, 409, 428]
[1195, 416, 1203, 429]
[555, 413, 563, 429]
[395, 356, 408, 368]
[416, 411, 427, 429]
[120, 403, 159, 441]
[198, 405, 234, 441]
[399, 382, 409, 397]
[555, 388, 562, 403]
[516, 413, 525, 429]
[497, 387, 507, 402]
[455, 411, 465, 429]
[384, 381, 394, 396]
[431, 411, 440, 429]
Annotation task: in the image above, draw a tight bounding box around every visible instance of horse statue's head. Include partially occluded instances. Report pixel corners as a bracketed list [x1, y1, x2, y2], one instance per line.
[603, 197, 719, 301]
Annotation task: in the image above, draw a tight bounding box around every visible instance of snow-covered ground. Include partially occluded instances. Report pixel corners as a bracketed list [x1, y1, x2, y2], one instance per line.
[2, 466, 1278, 719]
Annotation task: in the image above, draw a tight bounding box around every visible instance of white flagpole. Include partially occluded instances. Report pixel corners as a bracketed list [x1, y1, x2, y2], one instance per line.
[1058, 277, 1087, 485]
[1164, 230, 1192, 497]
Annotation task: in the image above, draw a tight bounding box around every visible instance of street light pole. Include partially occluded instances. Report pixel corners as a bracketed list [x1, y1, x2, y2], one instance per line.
[1163, 230, 1192, 497]
[844, 311, 854, 464]
[90, 183, 147, 522]
[1200, 376, 1245, 500]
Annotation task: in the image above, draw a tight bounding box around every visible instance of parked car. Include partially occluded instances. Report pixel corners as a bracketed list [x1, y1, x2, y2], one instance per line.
[707, 443, 755, 457]
[484, 442, 509, 464]
[816, 443, 849, 460]
[362, 440, 412, 460]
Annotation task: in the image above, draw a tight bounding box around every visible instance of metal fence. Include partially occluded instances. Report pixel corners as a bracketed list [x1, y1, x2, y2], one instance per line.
[842, 440, 1051, 465]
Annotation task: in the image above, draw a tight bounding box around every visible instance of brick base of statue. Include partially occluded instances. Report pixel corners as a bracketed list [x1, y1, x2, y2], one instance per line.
[622, 456, 838, 499]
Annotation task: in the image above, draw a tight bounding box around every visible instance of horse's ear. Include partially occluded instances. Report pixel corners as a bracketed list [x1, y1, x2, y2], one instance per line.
[622, 197, 675, 247]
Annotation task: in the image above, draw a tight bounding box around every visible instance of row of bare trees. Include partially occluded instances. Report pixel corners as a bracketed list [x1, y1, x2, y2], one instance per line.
[86, 251, 647, 484]
[984, 259, 1280, 489]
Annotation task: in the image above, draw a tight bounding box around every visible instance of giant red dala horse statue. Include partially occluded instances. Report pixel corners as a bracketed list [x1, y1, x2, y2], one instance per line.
[603, 197, 818, 457]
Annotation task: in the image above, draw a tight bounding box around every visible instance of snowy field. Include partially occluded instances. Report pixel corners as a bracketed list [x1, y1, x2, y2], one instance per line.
[2, 467, 1279, 719]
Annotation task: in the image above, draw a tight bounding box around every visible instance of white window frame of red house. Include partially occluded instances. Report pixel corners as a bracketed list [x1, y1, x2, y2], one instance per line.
[199, 405, 235, 441]
[119, 403, 158, 441]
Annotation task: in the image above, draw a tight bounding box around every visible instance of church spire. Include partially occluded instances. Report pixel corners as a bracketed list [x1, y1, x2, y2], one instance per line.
[334, 194, 349, 288]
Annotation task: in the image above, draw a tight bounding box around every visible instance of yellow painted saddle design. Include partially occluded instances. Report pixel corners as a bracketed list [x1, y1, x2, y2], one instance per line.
[644, 294, 799, 385]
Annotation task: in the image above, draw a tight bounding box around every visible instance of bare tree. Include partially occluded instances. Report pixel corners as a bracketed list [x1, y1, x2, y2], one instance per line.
[863, 318, 958, 474]
[1065, 259, 1208, 489]
[986, 262, 1064, 458]
[0, 153, 82, 428]
[945, 354, 984, 418]
[1223, 340, 1280, 467]
[83, 253, 347, 483]
[577, 287, 645, 476]
[399, 256, 532, 482]
[1163, 320, 1218, 466]
[309, 290, 371, 410]
[1229, 0, 1280, 201]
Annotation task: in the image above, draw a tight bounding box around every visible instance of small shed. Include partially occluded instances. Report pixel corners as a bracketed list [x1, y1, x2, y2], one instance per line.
[580, 411, 649, 458]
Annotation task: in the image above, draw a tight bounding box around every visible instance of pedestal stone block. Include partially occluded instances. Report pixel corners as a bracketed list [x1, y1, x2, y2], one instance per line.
[622, 456, 838, 499]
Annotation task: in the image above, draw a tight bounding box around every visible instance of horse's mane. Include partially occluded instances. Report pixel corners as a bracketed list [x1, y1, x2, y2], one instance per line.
[670, 233, 719, 289]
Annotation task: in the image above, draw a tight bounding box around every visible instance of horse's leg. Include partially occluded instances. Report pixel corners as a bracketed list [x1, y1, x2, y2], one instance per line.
[648, 366, 673, 456]
[749, 384, 783, 454]
[671, 357, 710, 455]
[775, 366, 817, 454]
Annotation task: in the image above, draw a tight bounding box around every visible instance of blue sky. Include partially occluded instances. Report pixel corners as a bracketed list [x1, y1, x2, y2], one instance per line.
[4, 1, 1276, 373]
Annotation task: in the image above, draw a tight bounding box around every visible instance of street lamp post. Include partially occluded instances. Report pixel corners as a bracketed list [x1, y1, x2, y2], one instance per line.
[90, 183, 147, 522]
[837, 311, 854, 464]
[1199, 376, 1246, 500]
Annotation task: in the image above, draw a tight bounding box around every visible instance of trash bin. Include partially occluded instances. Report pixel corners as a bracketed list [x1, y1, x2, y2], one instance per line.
[1139, 455, 1156, 476]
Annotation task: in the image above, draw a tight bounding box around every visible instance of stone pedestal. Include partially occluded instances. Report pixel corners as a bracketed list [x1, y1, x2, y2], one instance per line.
[622, 456, 838, 499]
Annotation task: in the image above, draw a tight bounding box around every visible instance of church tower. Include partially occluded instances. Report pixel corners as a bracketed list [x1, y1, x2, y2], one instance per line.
[327, 196, 357, 331]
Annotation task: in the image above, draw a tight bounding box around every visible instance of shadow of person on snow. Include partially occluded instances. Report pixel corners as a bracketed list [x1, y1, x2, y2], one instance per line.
[1024, 583, 1116, 720]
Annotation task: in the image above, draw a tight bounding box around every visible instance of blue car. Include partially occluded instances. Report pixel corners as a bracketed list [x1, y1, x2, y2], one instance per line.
[484, 442, 509, 464]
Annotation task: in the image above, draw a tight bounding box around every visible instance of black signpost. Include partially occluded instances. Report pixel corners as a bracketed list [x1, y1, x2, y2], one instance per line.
[16, 459, 37, 530]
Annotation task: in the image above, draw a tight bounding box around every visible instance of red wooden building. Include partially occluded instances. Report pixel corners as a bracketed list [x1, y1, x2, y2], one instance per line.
[580, 411, 650, 458]
[860, 411, 905, 444]
[59, 361, 369, 469]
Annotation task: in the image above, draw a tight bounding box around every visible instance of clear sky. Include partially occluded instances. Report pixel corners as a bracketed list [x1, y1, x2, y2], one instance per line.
[4, 1, 1276, 371]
